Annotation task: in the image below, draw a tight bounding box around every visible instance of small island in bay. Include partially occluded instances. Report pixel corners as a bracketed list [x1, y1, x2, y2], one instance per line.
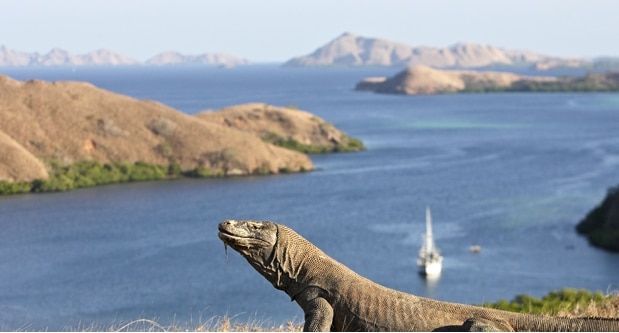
[0, 75, 363, 195]
[356, 65, 619, 95]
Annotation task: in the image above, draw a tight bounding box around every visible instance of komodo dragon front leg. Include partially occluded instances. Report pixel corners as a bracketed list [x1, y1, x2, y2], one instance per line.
[296, 288, 334, 331]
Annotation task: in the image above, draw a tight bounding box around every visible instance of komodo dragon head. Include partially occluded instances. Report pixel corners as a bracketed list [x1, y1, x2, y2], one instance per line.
[218, 220, 284, 288]
[218, 219, 318, 295]
[218, 219, 278, 257]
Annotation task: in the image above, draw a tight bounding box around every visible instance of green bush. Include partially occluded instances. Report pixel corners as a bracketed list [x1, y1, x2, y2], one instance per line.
[0, 181, 32, 195]
[480, 288, 607, 315]
[167, 163, 183, 177]
[336, 136, 365, 152]
[128, 161, 166, 181]
[184, 166, 222, 178]
[460, 73, 619, 93]
[261, 131, 365, 154]
[253, 163, 272, 175]
[0, 160, 179, 195]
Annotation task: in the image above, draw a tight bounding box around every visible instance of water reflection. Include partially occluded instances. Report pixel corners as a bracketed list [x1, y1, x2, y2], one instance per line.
[420, 274, 441, 298]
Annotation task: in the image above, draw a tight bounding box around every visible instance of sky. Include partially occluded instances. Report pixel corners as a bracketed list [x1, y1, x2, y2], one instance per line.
[2, 0, 619, 62]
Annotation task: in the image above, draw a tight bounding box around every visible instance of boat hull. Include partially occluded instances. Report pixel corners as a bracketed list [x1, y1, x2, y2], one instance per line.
[419, 260, 442, 276]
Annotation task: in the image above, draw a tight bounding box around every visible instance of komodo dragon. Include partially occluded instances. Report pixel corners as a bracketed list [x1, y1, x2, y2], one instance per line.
[217, 219, 619, 332]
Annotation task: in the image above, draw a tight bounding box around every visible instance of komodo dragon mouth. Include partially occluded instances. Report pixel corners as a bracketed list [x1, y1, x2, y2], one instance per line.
[217, 220, 277, 249]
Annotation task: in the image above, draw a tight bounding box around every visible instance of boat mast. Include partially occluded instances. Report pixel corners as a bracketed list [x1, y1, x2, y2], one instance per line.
[425, 206, 434, 253]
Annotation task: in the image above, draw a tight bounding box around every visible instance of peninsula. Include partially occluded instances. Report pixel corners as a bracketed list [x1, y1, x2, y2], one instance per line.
[355, 65, 619, 95]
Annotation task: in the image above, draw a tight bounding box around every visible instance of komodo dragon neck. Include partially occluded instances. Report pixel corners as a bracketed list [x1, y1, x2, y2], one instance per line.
[260, 224, 361, 299]
[219, 220, 619, 332]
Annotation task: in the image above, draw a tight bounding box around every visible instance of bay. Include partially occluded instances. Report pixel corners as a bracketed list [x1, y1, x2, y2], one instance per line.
[1, 66, 618, 330]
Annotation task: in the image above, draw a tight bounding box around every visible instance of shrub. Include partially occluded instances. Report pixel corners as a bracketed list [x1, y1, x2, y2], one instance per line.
[0, 160, 176, 196]
[128, 161, 166, 181]
[0, 180, 32, 195]
[147, 117, 177, 136]
[167, 163, 183, 177]
[184, 166, 222, 178]
[261, 131, 365, 154]
[481, 288, 608, 315]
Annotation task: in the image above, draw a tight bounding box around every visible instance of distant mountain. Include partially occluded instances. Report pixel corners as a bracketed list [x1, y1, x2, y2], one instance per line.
[0, 46, 140, 67]
[145, 51, 250, 67]
[0, 46, 250, 67]
[283, 32, 584, 69]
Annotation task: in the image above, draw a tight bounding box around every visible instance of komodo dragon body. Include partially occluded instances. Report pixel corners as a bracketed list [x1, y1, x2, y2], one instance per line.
[217, 220, 619, 332]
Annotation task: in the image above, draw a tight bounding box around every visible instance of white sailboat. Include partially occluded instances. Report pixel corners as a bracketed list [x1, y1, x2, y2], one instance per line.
[417, 207, 443, 276]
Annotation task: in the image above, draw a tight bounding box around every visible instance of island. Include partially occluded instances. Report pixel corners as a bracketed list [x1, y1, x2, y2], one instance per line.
[355, 65, 619, 95]
[0, 75, 363, 195]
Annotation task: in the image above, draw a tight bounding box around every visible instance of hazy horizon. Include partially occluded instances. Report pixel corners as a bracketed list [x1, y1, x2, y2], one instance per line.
[3, 0, 619, 62]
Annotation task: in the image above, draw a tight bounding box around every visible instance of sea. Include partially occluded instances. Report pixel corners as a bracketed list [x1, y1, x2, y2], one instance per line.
[0, 65, 618, 330]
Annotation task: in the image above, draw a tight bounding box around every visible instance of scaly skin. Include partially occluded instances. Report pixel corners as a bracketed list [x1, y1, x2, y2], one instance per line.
[217, 220, 619, 332]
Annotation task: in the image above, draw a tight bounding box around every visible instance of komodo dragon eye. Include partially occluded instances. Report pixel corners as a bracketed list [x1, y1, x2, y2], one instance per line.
[247, 222, 261, 231]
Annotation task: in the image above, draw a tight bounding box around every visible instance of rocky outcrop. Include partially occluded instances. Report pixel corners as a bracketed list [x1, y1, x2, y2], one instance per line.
[576, 187, 619, 252]
[284, 32, 557, 68]
[355, 65, 555, 95]
[195, 103, 364, 153]
[0, 75, 312, 182]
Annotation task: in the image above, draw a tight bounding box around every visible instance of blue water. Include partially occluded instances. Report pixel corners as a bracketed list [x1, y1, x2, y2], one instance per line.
[1, 66, 619, 330]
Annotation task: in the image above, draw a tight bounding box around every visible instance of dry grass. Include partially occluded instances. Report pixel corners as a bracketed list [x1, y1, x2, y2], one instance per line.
[556, 291, 619, 318]
[58, 316, 303, 332]
[50, 293, 619, 332]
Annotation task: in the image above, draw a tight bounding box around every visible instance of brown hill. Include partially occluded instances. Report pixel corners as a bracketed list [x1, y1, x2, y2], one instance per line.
[0, 75, 312, 182]
[356, 65, 555, 95]
[195, 103, 363, 153]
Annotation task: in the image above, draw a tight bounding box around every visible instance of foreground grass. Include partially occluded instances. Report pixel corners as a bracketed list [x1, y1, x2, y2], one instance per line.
[61, 316, 303, 332]
[52, 289, 618, 332]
